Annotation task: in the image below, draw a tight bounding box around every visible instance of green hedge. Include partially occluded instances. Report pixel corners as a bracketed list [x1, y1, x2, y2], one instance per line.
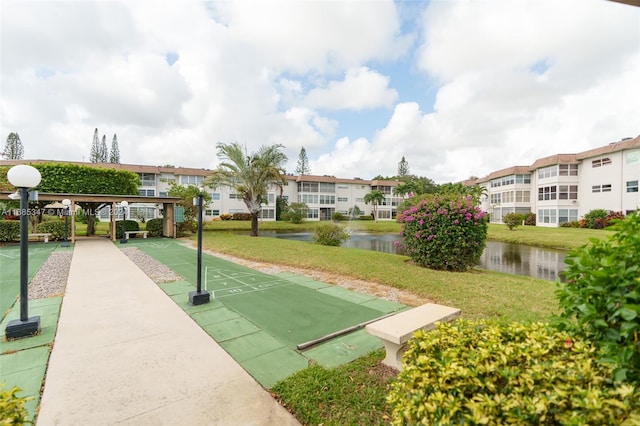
[145, 218, 163, 237]
[388, 320, 640, 424]
[0, 220, 20, 242]
[35, 220, 66, 241]
[115, 220, 139, 239]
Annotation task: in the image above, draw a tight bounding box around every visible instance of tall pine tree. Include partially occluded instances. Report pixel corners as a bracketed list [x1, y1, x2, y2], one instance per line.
[398, 156, 409, 178]
[99, 135, 108, 162]
[89, 128, 101, 162]
[295, 146, 311, 175]
[109, 134, 120, 163]
[3, 132, 25, 159]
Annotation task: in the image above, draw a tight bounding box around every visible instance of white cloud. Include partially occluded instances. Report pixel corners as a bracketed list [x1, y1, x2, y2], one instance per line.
[305, 67, 399, 111]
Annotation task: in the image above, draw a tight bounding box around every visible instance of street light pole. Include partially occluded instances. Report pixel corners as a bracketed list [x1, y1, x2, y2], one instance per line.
[120, 200, 129, 244]
[61, 198, 71, 247]
[5, 165, 42, 339]
[189, 188, 210, 305]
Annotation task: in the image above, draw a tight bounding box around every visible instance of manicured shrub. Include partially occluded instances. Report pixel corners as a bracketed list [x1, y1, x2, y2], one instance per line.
[524, 212, 536, 226]
[220, 213, 232, 221]
[115, 219, 139, 239]
[358, 215, 373, 221]
[397, 194, 487, 272]
[502, 212, 524, 230]
[0, 384, 32, 425]
[0, 220, 20, 242]
[560, 220, 581, 228]
[145, 218, 163, 237]
[281, 203, 308, 224]
[555, 211, 640, 382]
[388, 320, 640, 425]
[35, 219, 66, 241]
[331, 212, 346, 222]
[583, 208, 610, 229]
[313, 223, 349, 246]
[232, 212, 252, 221]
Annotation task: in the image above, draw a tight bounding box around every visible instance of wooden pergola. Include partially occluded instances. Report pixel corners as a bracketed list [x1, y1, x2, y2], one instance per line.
[2, 192, 181, 243]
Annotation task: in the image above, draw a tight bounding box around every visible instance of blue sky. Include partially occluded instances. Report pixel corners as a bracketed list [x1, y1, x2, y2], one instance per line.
[1, 0, 639, 183]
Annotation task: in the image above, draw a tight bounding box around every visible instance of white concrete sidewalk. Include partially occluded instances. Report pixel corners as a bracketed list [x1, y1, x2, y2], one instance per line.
[37, 238, 300, 425]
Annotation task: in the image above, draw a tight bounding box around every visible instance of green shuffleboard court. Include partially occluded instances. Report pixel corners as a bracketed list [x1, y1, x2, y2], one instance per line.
[125, 239, 407, 387]
[127, 239, 401, 349]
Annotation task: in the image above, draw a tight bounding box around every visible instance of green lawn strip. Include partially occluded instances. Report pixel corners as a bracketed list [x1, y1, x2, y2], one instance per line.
[198, 233, 558, 322]
[271, 349, 394, 426]
[486, 223, 613, 250]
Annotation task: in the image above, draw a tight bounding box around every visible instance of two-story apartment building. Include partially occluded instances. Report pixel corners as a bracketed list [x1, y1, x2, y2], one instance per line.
[475, 134, 640, 227]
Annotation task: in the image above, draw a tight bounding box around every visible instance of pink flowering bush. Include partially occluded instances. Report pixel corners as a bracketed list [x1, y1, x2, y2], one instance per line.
[397, 194, 487, 271]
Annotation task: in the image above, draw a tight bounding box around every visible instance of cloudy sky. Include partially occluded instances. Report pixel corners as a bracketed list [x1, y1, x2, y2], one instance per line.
[1, 0, 639, 183]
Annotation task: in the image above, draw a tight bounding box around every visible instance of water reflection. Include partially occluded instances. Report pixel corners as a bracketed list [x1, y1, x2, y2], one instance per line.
[260, 231, 567, 281]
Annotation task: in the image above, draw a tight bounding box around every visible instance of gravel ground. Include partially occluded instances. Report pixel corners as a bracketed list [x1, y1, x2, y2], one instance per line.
[29, 251, 73, 300]
[27, 244, 429, 307]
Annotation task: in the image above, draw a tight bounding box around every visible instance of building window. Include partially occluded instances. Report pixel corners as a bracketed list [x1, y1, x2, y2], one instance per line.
[538, 166, 557, 179]
[205, 209, 220, 216]
[490, 179, 501, 188]
[378, 210, 391, 219]
[209, 193, 221, 200]
[490, 193, 501, 204]
[626, 151, 639, 165]
[267, 194, 275, 204]
[138, 189, 155, 197]
[558, 209, 578, 224]
[159, 192, 167, 197]
[180, 175, 204, 185]
[298, 181, 319, 192]
[299, 194, 318, 204]
[558, 185, 578, 200]
[138, 173, 156, 186]
[319, 182, 336, 193]
[537, 209, 557, 224]
[502, 191, 514, 203]
[515, 190, 530, 202]
[626, 180, 639, 193]
[602, 184, 612, 192]
[260, 209, 275, 219]
[319, 195, 335, 204]
[306, 208, 319, 219]
[337, 197, 348, 202]
[515, 174, 531, 184]
[592, 158, 612, 168]
[538, 186, 557, 201]
[559, 164, 578, 176]
[229, 193, 240, 199]
[337, 185, 348, 189]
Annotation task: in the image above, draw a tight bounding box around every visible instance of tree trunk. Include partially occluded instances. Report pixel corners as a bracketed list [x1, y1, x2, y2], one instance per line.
[86, 214, 96, 236]
[250, 212, 259, 236]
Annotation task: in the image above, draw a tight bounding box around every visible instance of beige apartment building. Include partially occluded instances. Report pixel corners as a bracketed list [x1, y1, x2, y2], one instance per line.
[0, 160, 403, 222]
[475, 134, 640, 227]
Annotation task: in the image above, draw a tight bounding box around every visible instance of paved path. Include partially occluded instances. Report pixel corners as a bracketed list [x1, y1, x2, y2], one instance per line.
[37, 238, 300, 425]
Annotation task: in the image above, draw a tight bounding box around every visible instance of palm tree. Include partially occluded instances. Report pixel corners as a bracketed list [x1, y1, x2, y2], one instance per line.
[205, 142, 288, 236]
[364, 190, 386, 223]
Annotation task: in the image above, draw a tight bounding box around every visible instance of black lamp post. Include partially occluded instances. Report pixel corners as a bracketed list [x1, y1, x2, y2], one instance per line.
[61, 198, 71, 248]
[119, 200, 128, 244]
[189, 188, 210, 305]
[5, 165, 42, 339]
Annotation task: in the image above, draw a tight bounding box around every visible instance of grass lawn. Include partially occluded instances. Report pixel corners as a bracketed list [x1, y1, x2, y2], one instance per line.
[195, 221, 615, 425]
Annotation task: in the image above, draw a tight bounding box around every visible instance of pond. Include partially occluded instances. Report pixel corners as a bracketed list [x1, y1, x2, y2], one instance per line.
[260, 231, 567, 282]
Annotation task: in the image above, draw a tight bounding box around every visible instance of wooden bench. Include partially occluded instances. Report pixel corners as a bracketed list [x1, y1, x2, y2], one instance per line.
[124, 231, 149, 239]
[365, 303, 461, 370]
[28, 233, 52, 243]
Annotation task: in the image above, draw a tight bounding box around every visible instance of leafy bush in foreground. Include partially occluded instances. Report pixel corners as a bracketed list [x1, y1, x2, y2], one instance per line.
[0, 220, 20, 242]
[0, 383, 32, 425]
[556, 210, 640, 382]
[388, 320, 640, 425]
[502, 212, 524, 230]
